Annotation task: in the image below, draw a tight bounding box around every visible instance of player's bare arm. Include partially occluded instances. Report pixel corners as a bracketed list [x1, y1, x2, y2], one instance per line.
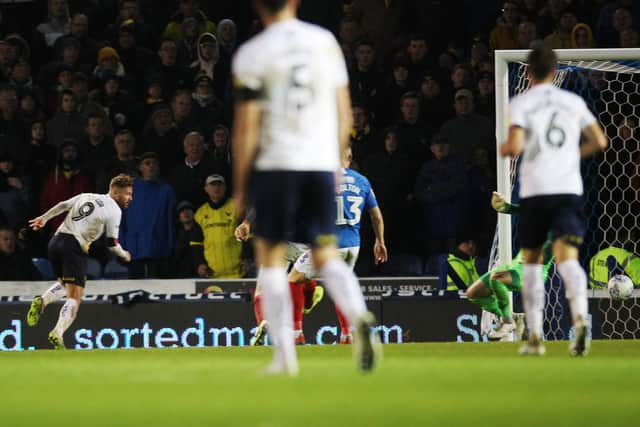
[499, 125, 526, 157]
[232, 99, 261, 216]
[336, 84, 353, 158]
[580, 121, 608, 158]
[29, 196, 80, 230]
[368, 206, 388, 264]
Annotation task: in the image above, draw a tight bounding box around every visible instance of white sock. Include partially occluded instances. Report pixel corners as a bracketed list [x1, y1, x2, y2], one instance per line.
[557, 259, 588, 323]
[41, 282, 66, 307]
[522, 264, 544, 338]
[319, 259, 367, 325]
[54, 298, 79, 337]
[259, 267, 297, 372]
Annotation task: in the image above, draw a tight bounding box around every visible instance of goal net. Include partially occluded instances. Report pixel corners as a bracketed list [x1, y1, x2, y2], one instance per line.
[493, 49, 640, 340]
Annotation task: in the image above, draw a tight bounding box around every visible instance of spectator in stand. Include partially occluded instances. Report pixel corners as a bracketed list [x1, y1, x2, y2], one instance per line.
[0, 226, 41, 281]
[140, 103, 181, 176]
[143, 73, 165, 118]
[97, 129, 139, 192]
[210, 124, 231, 170]
[379, 54, 410, 126]
[350, 104, 376, 170]
[163, 0, 216, 42]
[92, 47, 135, 94]
[350, 0, 410, 60]
[620, 28, 640, 48]
[475, 71, 496, 122]
[194, 174, 243, 278]
[31, 0, 71, 69]
[517, 21, 540, 48]
[439, 88, 494, 165]
[114, 20, 154, 92]
[4, 34, 30, 67]
[395, 91, 434, 172]
[571, 22, 594, 48]
[89, 71, 139, 132]
[169, 131, 227, 208]
[337, 15, 362, 70]
[0, 154, 31, 230]
[22, 120, 55, 200]
[405, 34, 435, 90]
[43, 63, 73, 113]
[172, 200, 209, 278]
[106, 0, 154, 50]
[606, 7, 634, 48]
[0, 84, 27, 163]
[79, 113, 115, 188]
[149, 38, 191, 99]
[544, 8, 578, 49]
[450, 63, 474, 91]
[120, 151, 175, 279]
[537, 0, 569, 40]
[171, 89, 201, 143]
[9, 59, 37, 94]
[191, 73, 225, 137]
[419, 74, 453, 130]
[40, 139, 93, 234]
[349, 39, 383, 120]
[177, 17, 202, 67]
[187, 32, 219, 83]
[490, 1, 522, 50]
[46, 89, 84, 148]
[362, 127, 415, 254]
[69, 14, 100, 69]
[469, 36, 490, 73]
[414, 134, 467, 256]
[18, 88, 47, 124]
[215, 19, 237, 93]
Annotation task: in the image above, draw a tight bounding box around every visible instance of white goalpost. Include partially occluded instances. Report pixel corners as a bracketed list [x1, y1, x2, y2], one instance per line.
[493, 48, 640, 340]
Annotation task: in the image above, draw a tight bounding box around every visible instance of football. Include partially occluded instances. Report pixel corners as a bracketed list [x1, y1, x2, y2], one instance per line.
[607, 275, 634, 300]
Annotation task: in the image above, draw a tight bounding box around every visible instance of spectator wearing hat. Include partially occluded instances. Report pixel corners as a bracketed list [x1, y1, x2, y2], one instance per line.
[419, 74, 453, 130]
[349, 39, 384, 121]
[0, 84, 27, 163]
[475, 71, 496, 121]
[120, 151, 176, 279]
[191, 73, 225, 137]
[169, 131, 228, 208]
[571, 22, 594, 48]
[93, 46, 133, 92]
[0, 226, 41, 281]
[147, 38, 191, 99]
[40, 138, 93, 234]
[97, 129, 139, 192]
[163, 0, 216, 42]
[69, 14, 100, 69]
[140, 103, 181, 176]
[46, 89, 85, 148]
[189, 32, 227, 101]
[0, 154, 31, 230]
[194, 174, 243, 278]
[114, 19, 154, 92]
[414, 133, 467, 256]
[439, 88, 494, 166]
[544, 8, 578, 49]
[171, 200, 209, 278]
[490, 1, 522, 50]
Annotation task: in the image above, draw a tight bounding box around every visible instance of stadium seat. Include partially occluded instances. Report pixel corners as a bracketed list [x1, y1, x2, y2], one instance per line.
[103, 259, 129, 279]
[32, 258, 55, 281]
[423, 253, 448, 276]
[86, 257, 103, 280]
[378, 254, 423, 276]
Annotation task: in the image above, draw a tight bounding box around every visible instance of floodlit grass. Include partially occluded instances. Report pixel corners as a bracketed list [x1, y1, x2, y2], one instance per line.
[1, 341, 639, 427]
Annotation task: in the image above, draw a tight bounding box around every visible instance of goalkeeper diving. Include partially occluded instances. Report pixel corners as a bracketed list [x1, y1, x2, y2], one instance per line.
[465, 192, 554, 340]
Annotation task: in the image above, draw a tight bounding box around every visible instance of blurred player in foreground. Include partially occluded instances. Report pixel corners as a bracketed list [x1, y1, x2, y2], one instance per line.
[500, 46, 607, 356]
[26, 174, 133, 349]
[232, 0, 380, 375]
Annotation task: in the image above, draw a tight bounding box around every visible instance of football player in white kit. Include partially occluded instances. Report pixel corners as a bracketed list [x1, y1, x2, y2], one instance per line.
[500, 46, 607, 356]
[232, 0, 380, 375]
[26, 174, 134, 349]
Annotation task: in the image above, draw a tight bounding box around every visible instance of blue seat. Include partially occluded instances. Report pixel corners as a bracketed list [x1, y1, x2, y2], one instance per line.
[32, 258, 55, 281]
[424, 253, 448, 276]
[103, 259, 129, 279]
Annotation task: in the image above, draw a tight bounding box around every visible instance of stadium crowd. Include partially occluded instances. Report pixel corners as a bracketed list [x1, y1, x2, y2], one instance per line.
[0, 0, 638, 280]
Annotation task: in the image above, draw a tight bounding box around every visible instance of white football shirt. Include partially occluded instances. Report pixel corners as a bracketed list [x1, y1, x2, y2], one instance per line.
[509, 83, 597, 198]
[56, 193, 123, 252]
[232, 19, 348, 171]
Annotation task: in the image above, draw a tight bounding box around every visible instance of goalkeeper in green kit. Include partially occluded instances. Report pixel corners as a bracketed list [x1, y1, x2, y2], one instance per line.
[465, 192, 554, 340]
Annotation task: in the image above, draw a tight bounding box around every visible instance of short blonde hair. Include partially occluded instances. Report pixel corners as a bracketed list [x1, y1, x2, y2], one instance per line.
[109, 173, 134, 189]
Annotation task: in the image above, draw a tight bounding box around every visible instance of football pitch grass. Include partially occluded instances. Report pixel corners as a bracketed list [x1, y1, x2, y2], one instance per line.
[1, 341, 639, 427]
